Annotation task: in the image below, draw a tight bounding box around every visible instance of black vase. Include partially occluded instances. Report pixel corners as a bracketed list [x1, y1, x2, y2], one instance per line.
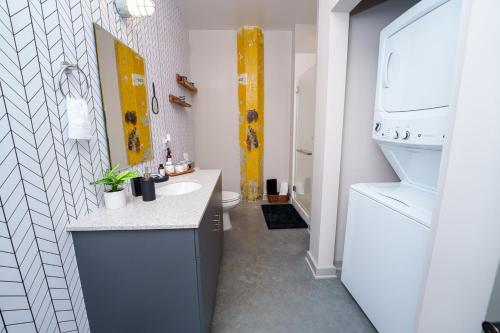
[130, 177, 143, 197]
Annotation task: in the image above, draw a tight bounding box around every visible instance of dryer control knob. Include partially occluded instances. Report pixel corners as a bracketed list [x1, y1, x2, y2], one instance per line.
[393, 130, 399, 140]
[402, 131, 411, 140]
[374, 122, 382, 132]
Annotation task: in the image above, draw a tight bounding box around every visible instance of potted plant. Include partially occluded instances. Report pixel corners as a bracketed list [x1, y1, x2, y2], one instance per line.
[91, 164, 140, 209]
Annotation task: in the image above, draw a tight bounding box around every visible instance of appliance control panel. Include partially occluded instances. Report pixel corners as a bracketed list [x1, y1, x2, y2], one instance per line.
[372, 117, 446, 147]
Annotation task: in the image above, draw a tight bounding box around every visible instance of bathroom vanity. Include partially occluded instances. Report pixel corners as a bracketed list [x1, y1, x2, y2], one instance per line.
[66, 170, 222, 333]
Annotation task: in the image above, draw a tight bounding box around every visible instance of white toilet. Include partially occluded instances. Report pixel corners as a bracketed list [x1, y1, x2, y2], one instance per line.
[222, 191, 241, 231]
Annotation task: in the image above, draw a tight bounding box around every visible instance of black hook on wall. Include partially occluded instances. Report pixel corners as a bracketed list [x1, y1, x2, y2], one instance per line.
[151, 83, 159, 114]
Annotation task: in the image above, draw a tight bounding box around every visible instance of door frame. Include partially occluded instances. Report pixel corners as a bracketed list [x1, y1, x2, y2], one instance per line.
[306, 0, 360, 279]
[291, 55, 318, 225]
[291, 80, 311, 224]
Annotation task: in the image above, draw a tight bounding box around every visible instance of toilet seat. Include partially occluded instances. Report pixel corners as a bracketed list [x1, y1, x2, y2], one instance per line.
[222, 191, 240, 203]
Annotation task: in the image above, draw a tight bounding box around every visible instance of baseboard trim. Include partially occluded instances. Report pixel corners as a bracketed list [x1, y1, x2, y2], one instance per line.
[305, 251, 337, 279]
[334, 259, 343, 277]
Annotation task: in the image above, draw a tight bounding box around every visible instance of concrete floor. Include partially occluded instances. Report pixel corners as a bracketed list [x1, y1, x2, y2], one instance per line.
[212, 202, 377, 333]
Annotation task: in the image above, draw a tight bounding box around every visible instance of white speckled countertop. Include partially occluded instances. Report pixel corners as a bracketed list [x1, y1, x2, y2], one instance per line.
[66, 169, 221, 231]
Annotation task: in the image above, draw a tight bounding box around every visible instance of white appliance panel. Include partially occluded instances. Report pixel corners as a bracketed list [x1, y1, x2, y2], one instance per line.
[379, 143, 442, 191]
[381, 0, 460, 112]
[372, 0, 462, 148]
[341, 188, 429, 333]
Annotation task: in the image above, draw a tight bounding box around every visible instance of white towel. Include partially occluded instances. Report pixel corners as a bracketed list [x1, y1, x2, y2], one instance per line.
[279, 182, 288, 196]
[66, 97, 92, 140]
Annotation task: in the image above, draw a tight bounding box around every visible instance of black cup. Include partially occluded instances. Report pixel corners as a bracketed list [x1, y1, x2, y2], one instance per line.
[141, 178, 156, 202]
[130, 177, 143, 197]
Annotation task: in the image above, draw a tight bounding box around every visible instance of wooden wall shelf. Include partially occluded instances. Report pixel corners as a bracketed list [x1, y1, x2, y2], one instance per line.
[176, 74, 198, 93]
[169, 94, 191, 108]
[168, 168, 195, 177]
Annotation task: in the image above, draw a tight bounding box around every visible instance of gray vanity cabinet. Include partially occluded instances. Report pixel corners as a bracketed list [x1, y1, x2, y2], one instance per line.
[196, 177, 223, 333]
[72, 176, 223, 333]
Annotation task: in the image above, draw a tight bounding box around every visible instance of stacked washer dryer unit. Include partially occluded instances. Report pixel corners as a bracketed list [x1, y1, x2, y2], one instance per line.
[341, 0, 461, 332]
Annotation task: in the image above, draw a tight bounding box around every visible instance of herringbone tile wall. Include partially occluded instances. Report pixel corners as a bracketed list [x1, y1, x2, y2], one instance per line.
[0, 0, 193, 332]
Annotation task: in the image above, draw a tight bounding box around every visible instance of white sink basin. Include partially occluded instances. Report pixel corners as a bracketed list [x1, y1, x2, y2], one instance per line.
[157, 182, 202, 196]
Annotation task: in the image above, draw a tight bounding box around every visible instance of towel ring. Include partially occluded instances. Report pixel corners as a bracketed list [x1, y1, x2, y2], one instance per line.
[58, 61, 90, 99]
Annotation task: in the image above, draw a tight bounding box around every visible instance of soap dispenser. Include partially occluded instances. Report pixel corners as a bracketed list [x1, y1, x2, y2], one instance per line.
[141, 167, 156, 202]
[166, 147, 173, 165]
[164, 134, 173, 164]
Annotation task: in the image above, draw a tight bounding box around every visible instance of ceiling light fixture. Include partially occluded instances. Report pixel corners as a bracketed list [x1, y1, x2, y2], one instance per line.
[114, 0, 155, 18]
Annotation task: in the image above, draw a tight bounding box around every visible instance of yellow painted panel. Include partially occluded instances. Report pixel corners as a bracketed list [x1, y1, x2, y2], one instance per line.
[115, 40, 153, 166]
[238, 27, 264, 201]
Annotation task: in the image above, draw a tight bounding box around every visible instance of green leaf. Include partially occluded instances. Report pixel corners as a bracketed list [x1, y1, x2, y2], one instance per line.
[90, 164, 140, 191]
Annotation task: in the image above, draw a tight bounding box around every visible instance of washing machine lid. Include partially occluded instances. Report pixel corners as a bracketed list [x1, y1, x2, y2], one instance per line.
[350, 182, 435, 228]
[222, 191, 240, 203]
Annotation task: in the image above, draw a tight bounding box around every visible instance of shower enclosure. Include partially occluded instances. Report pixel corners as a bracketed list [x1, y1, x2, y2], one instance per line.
[292, 65, 316, 219]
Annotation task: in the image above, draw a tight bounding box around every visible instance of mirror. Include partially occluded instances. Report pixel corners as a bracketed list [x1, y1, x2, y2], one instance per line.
[94, 23, 153, 167]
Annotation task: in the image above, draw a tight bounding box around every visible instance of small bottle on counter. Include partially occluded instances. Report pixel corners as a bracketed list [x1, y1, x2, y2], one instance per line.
[166, 147, 173, 165]
[158, 164, 165, 177]
[165, 146, 175, 175]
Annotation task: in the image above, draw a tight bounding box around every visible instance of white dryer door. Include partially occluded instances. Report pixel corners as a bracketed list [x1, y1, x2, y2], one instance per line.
[381, 0, 460, 112]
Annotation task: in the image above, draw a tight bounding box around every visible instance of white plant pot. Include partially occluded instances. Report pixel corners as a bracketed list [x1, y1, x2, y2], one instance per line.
[103, 189, 127, 209]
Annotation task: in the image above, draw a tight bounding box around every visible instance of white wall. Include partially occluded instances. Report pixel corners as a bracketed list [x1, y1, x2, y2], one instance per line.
[189, 30, 240, 192]
[486, 267, 500, 321]
[335, 0, 418, 264]
[295, 24, 318, 53]
[306, 0, 351, 278]
[0, 0, 191, 330]
[416, 0, 500, 331]
[264, 31, 294, 191]
[190, 29, 293, 193]
[295, 53, 317, 81]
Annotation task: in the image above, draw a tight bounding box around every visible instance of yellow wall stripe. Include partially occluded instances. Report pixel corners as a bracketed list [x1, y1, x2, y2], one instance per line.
[237, 26, 264, 201]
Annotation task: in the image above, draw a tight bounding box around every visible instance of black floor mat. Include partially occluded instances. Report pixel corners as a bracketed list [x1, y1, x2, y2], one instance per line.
[261, 204, 308, 230]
